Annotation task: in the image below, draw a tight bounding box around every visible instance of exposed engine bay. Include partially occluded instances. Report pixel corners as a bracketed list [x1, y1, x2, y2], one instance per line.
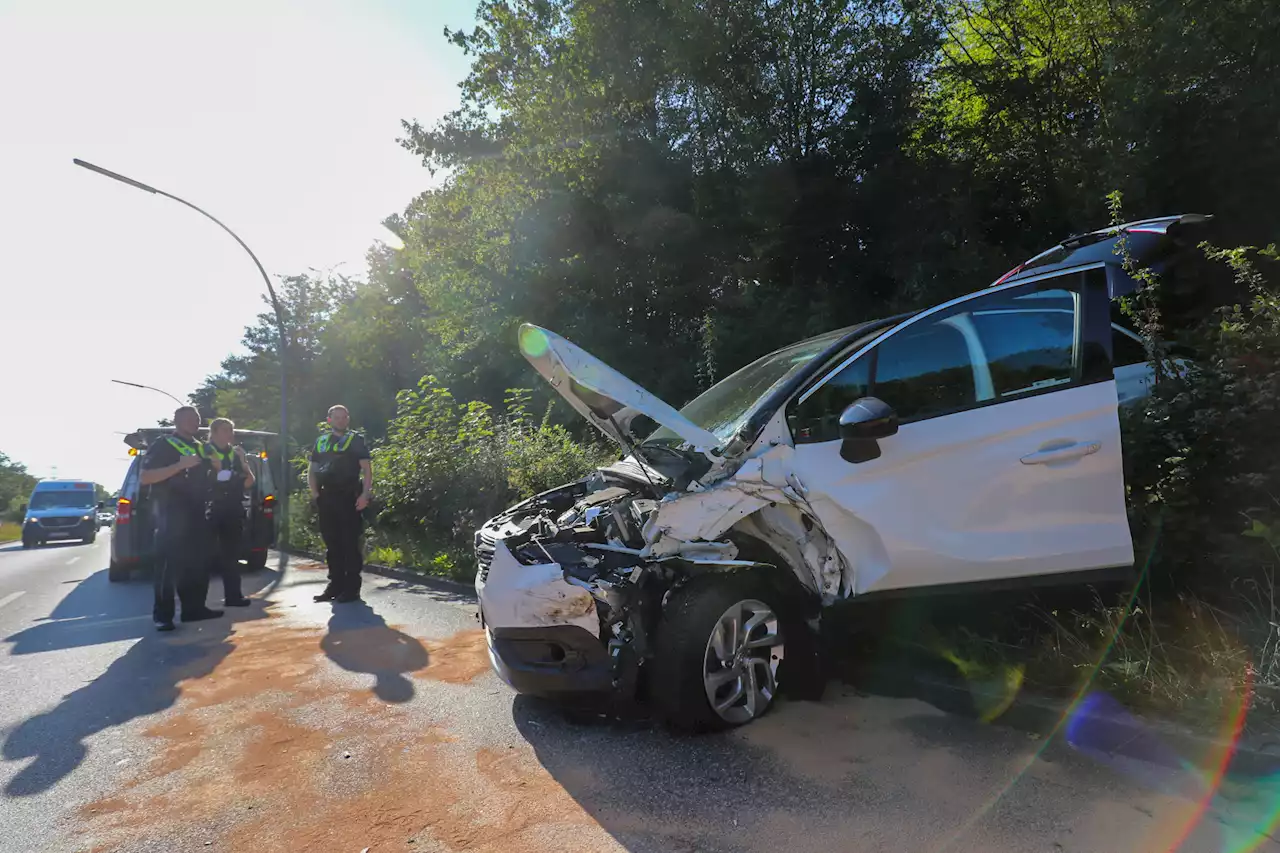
[475, 462, 796, 697]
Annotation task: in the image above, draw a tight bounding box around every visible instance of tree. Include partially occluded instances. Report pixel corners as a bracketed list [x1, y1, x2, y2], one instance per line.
[0, 452, 39, 521]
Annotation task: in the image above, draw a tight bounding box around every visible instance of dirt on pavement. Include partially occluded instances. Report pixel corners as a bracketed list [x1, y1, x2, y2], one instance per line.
[75, 609, 607, 853]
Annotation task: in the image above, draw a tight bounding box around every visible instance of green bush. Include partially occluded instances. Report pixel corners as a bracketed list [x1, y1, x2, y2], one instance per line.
[371, 377, 612, 577]
[285, 478, 471, 580]
[286, 496, 325, 553]
[1120, 241, 1280, 596]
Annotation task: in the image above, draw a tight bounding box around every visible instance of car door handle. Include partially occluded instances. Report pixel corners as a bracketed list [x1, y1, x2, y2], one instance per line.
[1020, 442, 1101, 465]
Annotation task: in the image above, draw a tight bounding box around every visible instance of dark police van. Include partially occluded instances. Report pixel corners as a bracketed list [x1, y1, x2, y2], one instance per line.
[109, 427, 279, 583]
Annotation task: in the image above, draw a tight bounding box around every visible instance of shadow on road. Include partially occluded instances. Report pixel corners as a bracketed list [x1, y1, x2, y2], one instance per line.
[1, 570, 277, 796]
[512, 687, 1280, 853]
[506, 586, 1280, 853]
[0, 541, 88, 555]
[3, 566, 280, 655]
[511, 694, 801, 853]
[376, 578, 476, 605]
[321, 600, 429, 703]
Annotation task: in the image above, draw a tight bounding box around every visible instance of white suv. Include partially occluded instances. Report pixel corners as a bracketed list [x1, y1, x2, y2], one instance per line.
[474, 214, 1206, 731]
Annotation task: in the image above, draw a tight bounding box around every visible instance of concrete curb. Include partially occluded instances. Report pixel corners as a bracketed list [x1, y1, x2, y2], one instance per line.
[859, 661, 1280, 773]
[278, 547, 477, 600]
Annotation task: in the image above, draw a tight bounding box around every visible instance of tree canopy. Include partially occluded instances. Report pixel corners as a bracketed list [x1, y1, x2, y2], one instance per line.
[190, 0, 1279, 449]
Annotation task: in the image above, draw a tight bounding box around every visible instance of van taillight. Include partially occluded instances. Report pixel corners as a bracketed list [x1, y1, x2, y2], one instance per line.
[262, 494, 275, 518]
[117, 498, 132, 524]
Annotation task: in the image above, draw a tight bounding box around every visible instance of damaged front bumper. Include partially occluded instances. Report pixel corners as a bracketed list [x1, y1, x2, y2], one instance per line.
[471, 450, 844, 706]
[476, 536, 615, 696]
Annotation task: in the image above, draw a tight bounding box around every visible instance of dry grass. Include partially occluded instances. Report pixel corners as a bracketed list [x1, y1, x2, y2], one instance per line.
[0, 521, 21, 543]
[926, 569, 1280, 729]
[1024, 594, 1258, 717]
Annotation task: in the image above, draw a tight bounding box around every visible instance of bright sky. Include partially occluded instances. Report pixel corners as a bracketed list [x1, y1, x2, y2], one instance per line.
[0, 0, 474, 490]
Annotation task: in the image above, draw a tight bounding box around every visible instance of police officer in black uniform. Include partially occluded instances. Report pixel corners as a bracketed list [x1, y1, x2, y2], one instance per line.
[307, 404, 372, 603]
[206, 417, 255, 608]
[140, 405, 224, 631]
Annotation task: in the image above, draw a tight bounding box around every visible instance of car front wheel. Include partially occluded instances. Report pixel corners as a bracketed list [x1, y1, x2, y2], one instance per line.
[652, 572, 789, 732]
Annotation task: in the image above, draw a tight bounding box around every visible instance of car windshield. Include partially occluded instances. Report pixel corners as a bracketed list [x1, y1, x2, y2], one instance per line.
[30, 491, 94, 510]
[646, 325, 860, 446]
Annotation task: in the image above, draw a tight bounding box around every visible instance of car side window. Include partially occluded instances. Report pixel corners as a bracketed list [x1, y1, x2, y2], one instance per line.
[123, 459, 140, 496]
[789, 280, 1084, 443]
[872, 320, 977, 420]
[967, 288, 1078, 399]
[788, 356, 871, 443]
[257, 455, 275, 496]
[1112, 324, 1148, 367]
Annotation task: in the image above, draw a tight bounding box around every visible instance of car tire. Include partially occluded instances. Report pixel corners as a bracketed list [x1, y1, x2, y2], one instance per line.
[244, 550, 268, 572]
[21, 536, 33, 549]
[651, 570, 794, 733]
[85, 532, 97, 545]
[108, 559, 129, 583]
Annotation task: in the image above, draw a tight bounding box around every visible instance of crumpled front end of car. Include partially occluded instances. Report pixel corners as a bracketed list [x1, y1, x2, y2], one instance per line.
[474, 443, 847, 708]
[475, 472, 679, 700]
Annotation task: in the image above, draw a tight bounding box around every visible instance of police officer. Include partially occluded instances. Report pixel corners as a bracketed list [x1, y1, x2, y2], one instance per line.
[140, 405, 224, 631]
[206, 417, 255, 608]
[307, 404, 372, 603]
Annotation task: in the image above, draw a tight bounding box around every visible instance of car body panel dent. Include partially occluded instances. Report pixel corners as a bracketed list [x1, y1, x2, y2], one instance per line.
[638, 441, 854, 601]
[477, 541, 601, 638]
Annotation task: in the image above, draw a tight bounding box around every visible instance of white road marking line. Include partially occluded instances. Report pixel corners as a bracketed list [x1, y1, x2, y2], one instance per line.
[58, 615, 150, 632]
[0, 591, 25, 610]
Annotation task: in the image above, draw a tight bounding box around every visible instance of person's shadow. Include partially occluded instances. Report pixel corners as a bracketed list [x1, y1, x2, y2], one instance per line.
[321, 601, 429, 703]
[1, 567, 277, 796]
[3, 632, 232, 796]
[3, 571, 275, 799]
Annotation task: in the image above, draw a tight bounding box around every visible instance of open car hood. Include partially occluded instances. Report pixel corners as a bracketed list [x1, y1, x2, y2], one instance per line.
[518, 324, 721, 459]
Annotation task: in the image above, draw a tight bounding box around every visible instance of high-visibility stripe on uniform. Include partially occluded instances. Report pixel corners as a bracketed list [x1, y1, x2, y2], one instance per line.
[316, 432, 355, 453]
[165, 436, 208, 458]
[210, 446, 236, 468]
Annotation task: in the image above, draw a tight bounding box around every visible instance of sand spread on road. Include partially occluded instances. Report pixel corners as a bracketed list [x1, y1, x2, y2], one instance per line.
[76, 611, 609, 853]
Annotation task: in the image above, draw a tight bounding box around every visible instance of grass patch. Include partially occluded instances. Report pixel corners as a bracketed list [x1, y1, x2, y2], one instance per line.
[0, 521, 20, 543]
[362, 530, 468, 581]
[916, 580, 1279, 733]
[285, 495, 471, 583]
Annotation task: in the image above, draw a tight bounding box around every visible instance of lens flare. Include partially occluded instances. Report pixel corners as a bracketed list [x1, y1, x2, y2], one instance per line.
[518, 325, 550, 359]
[937, 648, 1025, 723]
[1066, 667, 1280, 853]
[927, 528, 1167, 852]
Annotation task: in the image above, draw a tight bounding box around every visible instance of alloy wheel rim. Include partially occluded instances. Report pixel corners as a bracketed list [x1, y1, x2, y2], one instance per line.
[702, 598, 784, 724]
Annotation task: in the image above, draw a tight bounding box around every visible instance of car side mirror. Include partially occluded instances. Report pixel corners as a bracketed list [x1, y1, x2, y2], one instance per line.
[97, 501, 105, 510]
[839, 397, 898, 463]
[19, 503, 27, 515]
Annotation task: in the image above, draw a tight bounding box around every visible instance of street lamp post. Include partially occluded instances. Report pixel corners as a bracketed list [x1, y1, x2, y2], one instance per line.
[76, 158, 291, 548]
[110, 379, 187, 407]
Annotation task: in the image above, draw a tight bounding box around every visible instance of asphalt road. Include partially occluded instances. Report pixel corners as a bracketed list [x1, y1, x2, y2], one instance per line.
[2, 533, 1279, 853]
